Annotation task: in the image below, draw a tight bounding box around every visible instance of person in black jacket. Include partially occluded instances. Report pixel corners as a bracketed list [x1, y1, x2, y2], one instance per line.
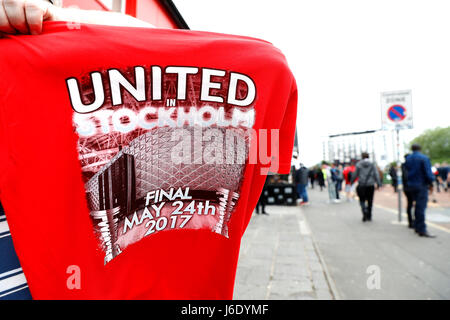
[316, 166, 325, 191]
[295, 164, 309, 205]
[308, 169, 316, 189]
[389, 164, 398, 192]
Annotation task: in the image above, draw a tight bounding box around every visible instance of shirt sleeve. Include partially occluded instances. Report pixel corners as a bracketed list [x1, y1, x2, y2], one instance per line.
[423, 157, 435, 184]
[271, 79, 298, 175]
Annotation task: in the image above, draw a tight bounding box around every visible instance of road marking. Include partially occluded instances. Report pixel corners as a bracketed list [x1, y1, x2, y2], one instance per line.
[299, 220, 311, 235]
[375, 204, 450, 234]
[391, 220, 408, 226]
[265, 232, 280, 300]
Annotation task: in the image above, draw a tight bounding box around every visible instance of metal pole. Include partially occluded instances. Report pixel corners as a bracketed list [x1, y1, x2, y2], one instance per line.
[391, 130, 395, 164]
[396, 128, 402, 222]
[383, 132, 388, 163]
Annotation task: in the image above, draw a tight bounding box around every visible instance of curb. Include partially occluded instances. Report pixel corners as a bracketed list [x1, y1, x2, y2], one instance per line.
[301, 212, 341, 300]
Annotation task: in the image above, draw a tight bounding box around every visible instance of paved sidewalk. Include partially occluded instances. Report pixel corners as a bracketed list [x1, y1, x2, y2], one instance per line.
[233, 206, 338, 300]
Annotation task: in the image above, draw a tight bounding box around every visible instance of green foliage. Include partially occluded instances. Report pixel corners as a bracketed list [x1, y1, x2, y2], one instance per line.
[409, 126, 450, 164]
[388, 161, 397, 168]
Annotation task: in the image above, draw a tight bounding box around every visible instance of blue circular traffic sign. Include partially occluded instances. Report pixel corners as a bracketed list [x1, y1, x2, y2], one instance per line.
[387, 105, 406, 122]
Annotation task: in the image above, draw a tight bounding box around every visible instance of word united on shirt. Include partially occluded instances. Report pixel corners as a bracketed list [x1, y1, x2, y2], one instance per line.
[66, 65, 257, 136]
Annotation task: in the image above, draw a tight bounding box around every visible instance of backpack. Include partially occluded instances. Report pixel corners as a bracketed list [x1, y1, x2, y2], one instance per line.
[347, 170, 353, 182]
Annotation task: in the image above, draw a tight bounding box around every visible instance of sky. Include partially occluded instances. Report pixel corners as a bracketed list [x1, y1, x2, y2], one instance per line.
[174, 0, 450, 166]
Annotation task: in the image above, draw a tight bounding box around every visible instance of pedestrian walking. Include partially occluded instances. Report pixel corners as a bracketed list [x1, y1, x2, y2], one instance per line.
[336, 164, 344, 192]
[256, 176, 269, 215]
[437, 162, 449, 192]
[330, 163, 341, 200]
[401, 154, 415, 229]
[351, 152, 381, 222]
[376, 165, 384, 188]
[309, 168, 316, 189]
[322, 165, 328, 183]
[389, 163, 398, 192]
[316, 166, 325, 191]
[290, 153, 300, 180]
[295, 164, 309, 205]
[404, 144, 436, 237]
[432, 163, 440, 192]
[326, 164, 338, 202]
[343, 161, 357, 201]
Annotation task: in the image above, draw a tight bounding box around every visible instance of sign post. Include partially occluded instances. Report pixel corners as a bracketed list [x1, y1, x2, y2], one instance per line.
[380, 90, 413, 222]
[395, 127, 401, 221]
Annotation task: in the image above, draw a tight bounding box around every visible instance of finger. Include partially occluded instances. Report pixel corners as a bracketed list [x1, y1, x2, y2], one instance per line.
[2, 0, 29, 34]
[24, 0, 45, 35]
[0, 3, 16, 33]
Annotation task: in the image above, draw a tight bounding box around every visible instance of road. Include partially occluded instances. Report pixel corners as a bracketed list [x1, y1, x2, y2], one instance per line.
[303, 187, 450, 299]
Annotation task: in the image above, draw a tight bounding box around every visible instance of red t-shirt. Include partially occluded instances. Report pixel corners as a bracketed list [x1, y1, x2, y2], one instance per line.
[0, 22, 297, 299]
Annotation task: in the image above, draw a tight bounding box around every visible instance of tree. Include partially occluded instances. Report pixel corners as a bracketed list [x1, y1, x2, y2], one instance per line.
[409, 126, 450, 164]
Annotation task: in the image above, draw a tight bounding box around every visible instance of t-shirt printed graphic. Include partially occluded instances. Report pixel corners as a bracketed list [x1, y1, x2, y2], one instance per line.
[68, 67, 256, 263]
